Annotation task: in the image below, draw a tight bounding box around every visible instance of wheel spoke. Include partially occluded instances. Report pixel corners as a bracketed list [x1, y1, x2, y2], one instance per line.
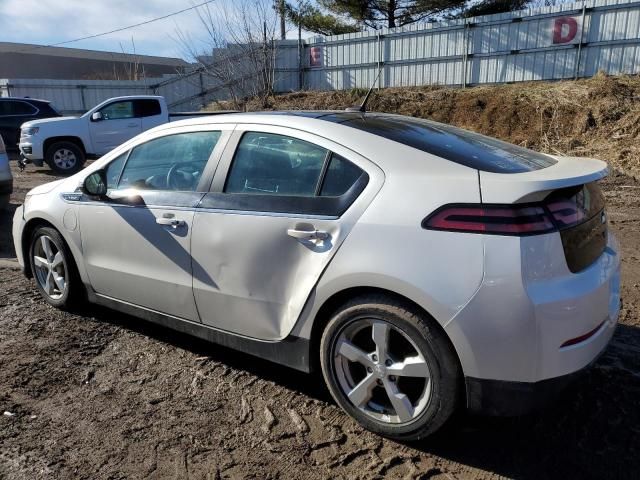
[33, 255, 49, 269]
[383, 379, 415, 422]
[371, 321, 389, 362]
[52, 272, 65, 292]
[347, 373, 377, 407]
[51, 251, 64, 269]
[43, 273, 53, 295]
[336, 339, 372, 366]
[41, 236, 54, 262]
[387, 356, 430, 378]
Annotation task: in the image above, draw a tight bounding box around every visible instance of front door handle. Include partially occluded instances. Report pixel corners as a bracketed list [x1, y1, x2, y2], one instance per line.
[156, 218, 185, 228]
[127, 123, 138, 128]
[287, 228, 329, 241]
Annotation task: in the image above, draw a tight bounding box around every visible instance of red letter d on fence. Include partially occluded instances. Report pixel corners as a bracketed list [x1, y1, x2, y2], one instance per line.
[553, 17, 578, 44]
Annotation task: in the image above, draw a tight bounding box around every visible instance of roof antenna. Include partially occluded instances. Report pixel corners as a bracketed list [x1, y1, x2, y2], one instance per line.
[345, 65, 383, 113]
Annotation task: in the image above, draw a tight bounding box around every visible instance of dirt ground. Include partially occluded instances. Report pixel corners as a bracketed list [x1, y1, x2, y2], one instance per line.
[1, 155, 640, 479]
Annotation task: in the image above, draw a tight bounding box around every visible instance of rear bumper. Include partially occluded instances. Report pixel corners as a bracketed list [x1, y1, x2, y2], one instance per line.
[445, 229, 620, 412]
[465, 338, 607, 416]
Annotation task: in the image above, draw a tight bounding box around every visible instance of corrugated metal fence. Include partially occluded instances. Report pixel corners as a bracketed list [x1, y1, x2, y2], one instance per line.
[286, 0, 640, 91]
[2, 0, 639, 113]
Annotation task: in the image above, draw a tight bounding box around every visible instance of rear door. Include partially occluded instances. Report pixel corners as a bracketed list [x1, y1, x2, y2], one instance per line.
[136, 98, 166, 131]
[191, 124, 382, 340]
[90, 99, 142, 155]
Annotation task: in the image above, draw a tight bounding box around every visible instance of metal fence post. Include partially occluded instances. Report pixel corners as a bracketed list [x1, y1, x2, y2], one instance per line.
[462, 18, 468, 88]
[574, 0, 588, 80]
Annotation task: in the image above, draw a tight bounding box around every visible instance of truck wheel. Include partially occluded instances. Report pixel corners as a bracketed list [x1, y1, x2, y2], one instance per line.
[45, 141, 85, 175]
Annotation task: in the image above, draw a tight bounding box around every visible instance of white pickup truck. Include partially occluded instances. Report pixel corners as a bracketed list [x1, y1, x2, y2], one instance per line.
[19, 95, 221, 174]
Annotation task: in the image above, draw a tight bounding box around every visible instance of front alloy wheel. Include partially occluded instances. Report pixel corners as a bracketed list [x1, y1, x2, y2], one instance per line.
[29, 226, 83, 309]
[320, 295, 461, 441]
[33, 234, 67, 299]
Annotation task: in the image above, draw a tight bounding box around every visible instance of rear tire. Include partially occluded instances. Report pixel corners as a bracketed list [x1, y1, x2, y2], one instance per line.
[45, 141, 85, 175]
[29, 226, 84, 310]
[320, 294, 461, 441]
[0, 194, 9, 210]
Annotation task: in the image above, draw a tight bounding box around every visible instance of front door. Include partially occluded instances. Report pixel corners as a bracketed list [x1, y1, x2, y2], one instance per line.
[191, 126, 379, 340]
[78, 128, 228, 320]
[89, 100, 142, 155]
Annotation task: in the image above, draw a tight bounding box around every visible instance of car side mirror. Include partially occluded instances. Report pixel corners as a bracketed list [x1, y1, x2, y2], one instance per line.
[82, 170, 107, 197]
[91, 112, 103, 122]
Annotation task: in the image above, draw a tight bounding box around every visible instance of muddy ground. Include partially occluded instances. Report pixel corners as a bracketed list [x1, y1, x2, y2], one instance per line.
[1, 158, 639, 480]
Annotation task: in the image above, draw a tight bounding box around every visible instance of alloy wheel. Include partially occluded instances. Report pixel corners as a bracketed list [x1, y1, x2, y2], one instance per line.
[331, 318, 432, 424]
[33, 235, 67, 300]
[52, 148, 77, 170]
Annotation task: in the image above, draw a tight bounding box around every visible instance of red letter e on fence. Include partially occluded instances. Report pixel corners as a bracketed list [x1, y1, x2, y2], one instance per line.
[553, 17, 578, 44]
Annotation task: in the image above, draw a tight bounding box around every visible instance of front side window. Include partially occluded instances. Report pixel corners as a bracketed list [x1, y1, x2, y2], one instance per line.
[105, 153, 127, 189]
[225, 132, 328, 196]
[117, 131, 221, 192]
[99, 101, 134, 120]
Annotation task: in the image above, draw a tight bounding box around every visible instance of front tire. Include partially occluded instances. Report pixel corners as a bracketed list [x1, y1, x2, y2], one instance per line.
[45, 141, 85, 174]
[29, 226, 83, 310]
[320, 295, 461, 441]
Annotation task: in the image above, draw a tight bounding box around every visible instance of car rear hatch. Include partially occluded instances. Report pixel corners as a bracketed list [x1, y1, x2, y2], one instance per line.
[479, 156, 608, 273]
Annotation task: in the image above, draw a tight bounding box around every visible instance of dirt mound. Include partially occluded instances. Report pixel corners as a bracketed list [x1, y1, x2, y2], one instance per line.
[207, 74, 640, 179]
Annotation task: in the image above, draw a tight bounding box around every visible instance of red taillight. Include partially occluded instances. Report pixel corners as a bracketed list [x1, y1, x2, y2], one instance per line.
[422, 204, 556, 236]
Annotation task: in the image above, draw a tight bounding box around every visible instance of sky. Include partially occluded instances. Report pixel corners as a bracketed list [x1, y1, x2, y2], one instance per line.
[0, 0, 295, 60]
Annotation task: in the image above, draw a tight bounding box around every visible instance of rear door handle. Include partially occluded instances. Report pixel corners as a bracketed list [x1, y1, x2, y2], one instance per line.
[156, 218, 185, 228]
[127, 123, 138, 128]
[287, 228, 329, 241]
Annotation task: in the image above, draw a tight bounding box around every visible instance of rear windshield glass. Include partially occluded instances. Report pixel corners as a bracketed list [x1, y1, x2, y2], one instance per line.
[319, 113, 557, 173]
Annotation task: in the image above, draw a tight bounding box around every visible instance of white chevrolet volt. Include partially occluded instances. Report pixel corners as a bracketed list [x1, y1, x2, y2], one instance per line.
[12, 111, 621, 440]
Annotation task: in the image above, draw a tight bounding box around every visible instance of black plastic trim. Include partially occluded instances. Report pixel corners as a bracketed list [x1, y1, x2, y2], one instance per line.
[466, 344, 608, 416]
[89, 291, 311, 372]
[198, 172, 369, 217]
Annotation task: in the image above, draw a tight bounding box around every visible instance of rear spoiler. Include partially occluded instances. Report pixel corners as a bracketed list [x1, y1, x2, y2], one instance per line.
[479, 156, 608, 203]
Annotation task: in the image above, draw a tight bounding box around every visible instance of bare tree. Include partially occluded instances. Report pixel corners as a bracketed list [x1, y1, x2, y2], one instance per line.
[175, 0, 279, 109]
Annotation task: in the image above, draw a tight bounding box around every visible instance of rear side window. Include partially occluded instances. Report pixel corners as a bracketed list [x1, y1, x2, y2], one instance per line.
[320, 154, 363, 197]
[0, 100, 37, 116]
[225, 132, 328, 196]
[135, 99, 162, 118]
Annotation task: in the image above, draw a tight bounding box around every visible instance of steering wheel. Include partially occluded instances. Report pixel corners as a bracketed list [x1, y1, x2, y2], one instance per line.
[166, 163, 195, 190]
